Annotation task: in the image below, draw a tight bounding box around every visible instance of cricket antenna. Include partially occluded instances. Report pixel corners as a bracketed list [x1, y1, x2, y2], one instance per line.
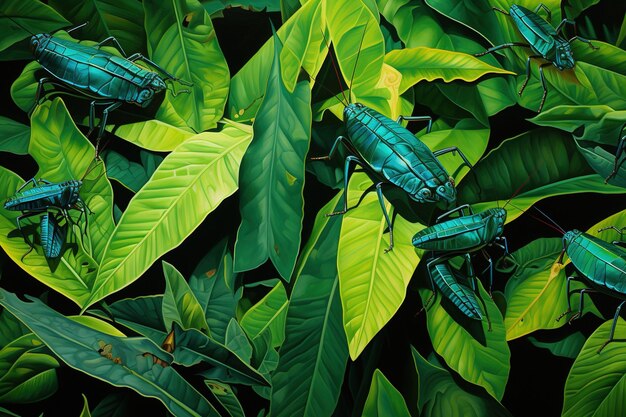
[320, 29, 349, 106]
[348, 22, 368, 105]
[502, 173, 532, 209]
[65, 21, 89, 34]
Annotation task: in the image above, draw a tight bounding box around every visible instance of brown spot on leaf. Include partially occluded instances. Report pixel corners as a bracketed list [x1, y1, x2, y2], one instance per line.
[205, 268, 216, 278]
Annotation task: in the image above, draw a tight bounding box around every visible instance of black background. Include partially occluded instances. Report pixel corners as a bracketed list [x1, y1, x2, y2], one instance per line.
[1, 3, 625, 417]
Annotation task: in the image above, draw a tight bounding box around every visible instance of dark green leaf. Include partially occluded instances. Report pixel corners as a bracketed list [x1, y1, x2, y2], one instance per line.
[161, 261, 209, 334]
[361, 369, 411, 417]
[528, 331, 586, 359]
[189, 238, 241, 344]
[0, 116, 29, 155]
[103, 150, 163, 193]
[0, 289, 220, 417]
[270, 194, 348, 417]
[0, 333, 59, 404]
[234, 29, 311, 281]
[48, 0, 146, 54]
[412, 347, 512, 417]
[173, 322, 267, 386]
[0, 0, 69, 52]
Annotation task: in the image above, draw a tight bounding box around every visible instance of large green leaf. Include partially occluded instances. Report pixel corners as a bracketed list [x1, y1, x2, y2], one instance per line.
[325, 0, 390, 115]
[234, 31, 311, 280]
[571, 40, 626, 76]
[189, 239, 241, 344]
[270, 194, 348, 417]
[144, 0, 229, 132]
[240, 281, 288, 347]
[172, 323, 268, 387]
[0, 116, 29, 155]
[338, 172, 422, 359]
[504, 238, 602, 340]
[48, 0, 145, 54]
[362, 369, 411, 417]
[0, 167, 92, 306]
[420, 280, 510, 400]
[0, 333, 59, 404]
[412, 347, 512, 417]
[562, 319, 626, 417]
[385, 47, 513, 94]
[108, 120, 195, 152]
[0, 0, 69, 52]
[228, 0, 326, 122]
[516, 60, 626, 113]
[458, 128, 626, 223]
[162, 261, 209, 334]
[84, 121, 253, 310]
[378, 0, 518, 120]
[563, 0, 601, 19]
[0, 289, 220, 417]
[29, 99, 115, 265]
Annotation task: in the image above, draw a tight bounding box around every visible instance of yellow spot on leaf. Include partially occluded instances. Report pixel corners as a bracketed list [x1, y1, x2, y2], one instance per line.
[286, 172, 297, 185]
[238, 109, 245, 116]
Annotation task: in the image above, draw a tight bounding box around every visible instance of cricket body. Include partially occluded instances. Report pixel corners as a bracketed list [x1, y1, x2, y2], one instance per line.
[558, 228, 626, 352]
[412, 205, 508, 320]
[27, 26, 191, 143]
[4, 179, 89, 260]
[39, 212, 67, 259]
[475, 3, 598, 112]
[314, 103, 472, 252]
[428, 260, 483, 320]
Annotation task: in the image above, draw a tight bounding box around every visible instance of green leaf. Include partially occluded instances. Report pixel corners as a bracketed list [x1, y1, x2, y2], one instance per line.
[229, 0, 326, 122]
[385, 47, 514, 94]
[11, 60, 40, 113]
[339, 172, 422, 359]
[234, 30, 311, 281]
[419, 118, 489, 184]
[572, 40, 626, 76]
[0, 333, 59, 404]
[48, 0, 146, 55]
[84, 121, 253, 310]
[189, 239, 241, 344]
[0, 116, 29, 155]
[205, 380, 245, 417]
[0, 289, 220, 417]
[529, 105, 620, 138]
[503, 238, 601, 340]
[224, 319, 253, 366]
[562, 318, 626, 417]
[270, 194, 348, 417]
[517, 61, 626, 113]
[420, 280, 510, 400]
[240, 281, 288, 347]
[411, 347, 512, 417]
[0, 166, 93, 306]
[144, 0, 229, 132]
[576, 141, 626, 188]
[173, 323, 267, 386]
[563, 0, 601, 19]
[0, 309, 30, 350]
[458, 128, 626, 223]
[162, 261, 209, 334]
[528, 331, 586, 359]
[79, 393, 92, 417]
[29, 98, 115, 265]
[103, 150, 163, 193]
[91, 295, 166, 343]
[325, 0, 390, 115]
[108, 120, 195, 152]
[424, 0, 505, 46]
[361, 369, 411, 417]
[0, 0, 69, 52]
[91, 393, 132, 417]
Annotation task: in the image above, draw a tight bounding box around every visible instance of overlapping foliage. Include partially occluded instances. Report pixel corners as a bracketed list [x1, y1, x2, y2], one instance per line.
[0, 0, 625, 416]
